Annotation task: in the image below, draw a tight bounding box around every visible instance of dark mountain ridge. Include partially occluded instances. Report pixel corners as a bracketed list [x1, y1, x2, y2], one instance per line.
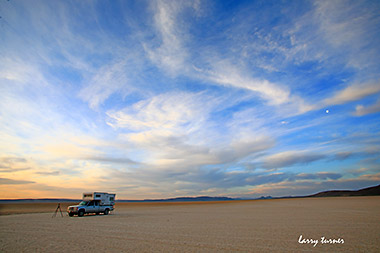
[307, 184, 380, 197]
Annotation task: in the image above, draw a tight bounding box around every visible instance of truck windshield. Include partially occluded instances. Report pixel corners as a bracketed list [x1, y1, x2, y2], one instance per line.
[79, 201, 89, 206]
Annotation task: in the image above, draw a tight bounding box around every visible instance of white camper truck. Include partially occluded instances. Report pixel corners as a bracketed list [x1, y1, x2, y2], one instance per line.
[67, 192, 116, 217]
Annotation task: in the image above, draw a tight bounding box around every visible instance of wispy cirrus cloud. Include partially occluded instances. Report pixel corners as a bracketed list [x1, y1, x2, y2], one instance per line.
[1, 0, 379, 199]
[313, 0, 380, 73]
[79, 60, 133, 109]
[143, 0, 315, 115]
[145, 0, 190, 75]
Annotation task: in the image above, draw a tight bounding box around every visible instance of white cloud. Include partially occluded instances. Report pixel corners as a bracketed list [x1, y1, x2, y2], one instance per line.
[354, 98, 380, 116]
[323, 81, 380, 106]
[206, 62, 290, 105]
[194, 58, 317, 116]
[106, 91, 275, 173]
[145, 0, 197, 75]
[106, 91, 216, 166]
[107, 91, 210, 133]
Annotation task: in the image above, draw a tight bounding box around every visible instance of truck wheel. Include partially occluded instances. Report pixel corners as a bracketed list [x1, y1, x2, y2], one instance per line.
[78, 209, 85, 217]
[104, 209, 109, 215]
[69, 213, 74, 217]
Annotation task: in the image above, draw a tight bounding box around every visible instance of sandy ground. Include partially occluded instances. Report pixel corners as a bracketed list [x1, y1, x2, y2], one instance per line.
[1, 197, 379, 252]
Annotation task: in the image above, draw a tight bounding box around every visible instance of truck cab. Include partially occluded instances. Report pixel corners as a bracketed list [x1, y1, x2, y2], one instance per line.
[81, 200, 99, 212]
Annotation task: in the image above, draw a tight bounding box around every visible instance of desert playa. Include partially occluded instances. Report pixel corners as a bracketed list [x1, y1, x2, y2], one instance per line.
[1, 196, 379, 252]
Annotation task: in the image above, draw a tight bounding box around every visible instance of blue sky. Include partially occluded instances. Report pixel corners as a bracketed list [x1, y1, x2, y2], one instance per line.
[1, 0, 379, 199]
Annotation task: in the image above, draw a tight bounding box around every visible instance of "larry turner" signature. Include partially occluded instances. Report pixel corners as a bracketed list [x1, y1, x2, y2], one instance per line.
[298, 235, 344, 247]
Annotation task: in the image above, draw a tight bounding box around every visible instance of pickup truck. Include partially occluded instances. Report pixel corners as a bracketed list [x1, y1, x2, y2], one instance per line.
[67, 200, 114, 217]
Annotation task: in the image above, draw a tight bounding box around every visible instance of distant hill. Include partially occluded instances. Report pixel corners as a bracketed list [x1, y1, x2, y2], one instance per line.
[257, 196, 273, 200]
[307, 184, 380, 198]
[0, 196, 236, 203]
[119, 196, 236, 202]
[2, 185, 379, 203]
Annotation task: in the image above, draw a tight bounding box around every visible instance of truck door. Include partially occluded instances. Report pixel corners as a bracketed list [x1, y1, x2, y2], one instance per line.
[94, 201, 100, 212]
[86, 200, 96, 213]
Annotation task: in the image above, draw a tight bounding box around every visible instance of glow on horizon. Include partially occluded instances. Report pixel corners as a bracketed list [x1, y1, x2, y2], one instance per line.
[0, 0, 380, 199]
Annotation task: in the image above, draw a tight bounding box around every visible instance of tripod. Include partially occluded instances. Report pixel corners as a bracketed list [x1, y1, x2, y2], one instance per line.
[52, 203, 64, 218]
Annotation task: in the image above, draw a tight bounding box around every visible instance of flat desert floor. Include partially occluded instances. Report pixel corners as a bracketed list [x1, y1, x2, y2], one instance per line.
[1, 196, 379, 252]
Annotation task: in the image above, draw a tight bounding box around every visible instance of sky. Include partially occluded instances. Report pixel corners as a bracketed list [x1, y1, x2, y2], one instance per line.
[1, 0, 380, 199]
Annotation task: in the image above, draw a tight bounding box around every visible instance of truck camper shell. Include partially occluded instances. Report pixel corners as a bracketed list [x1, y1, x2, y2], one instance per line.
[82, 192, 116, 206]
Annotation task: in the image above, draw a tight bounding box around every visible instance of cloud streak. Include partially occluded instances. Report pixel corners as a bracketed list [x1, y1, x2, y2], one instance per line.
[324, 81, 380, 106]
[262, 151, 326, 170]
[354, 99, 380, 116]
[0, 177, 35, 185]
